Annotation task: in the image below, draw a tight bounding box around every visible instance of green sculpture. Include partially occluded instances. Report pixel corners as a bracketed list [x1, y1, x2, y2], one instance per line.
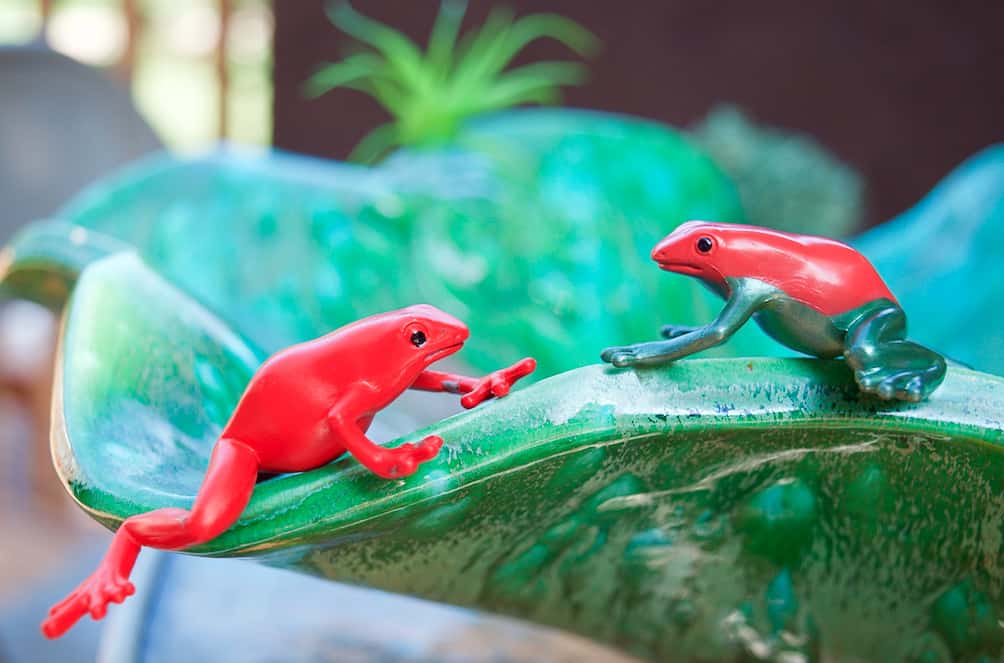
[37, 249, 1004, 662]
[8, 110, 766, 379]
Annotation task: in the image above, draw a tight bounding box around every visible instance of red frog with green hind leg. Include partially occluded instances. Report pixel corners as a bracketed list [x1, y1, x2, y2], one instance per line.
[42, 304, 535, 638]
[601, 221, 946, 402]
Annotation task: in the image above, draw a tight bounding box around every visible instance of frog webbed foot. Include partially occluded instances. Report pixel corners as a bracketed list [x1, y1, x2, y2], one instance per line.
[601, 341, 679, 368]
[855, 366, 926, 402]
[844, 304, 947, 402]
[848, 343, 947, 402]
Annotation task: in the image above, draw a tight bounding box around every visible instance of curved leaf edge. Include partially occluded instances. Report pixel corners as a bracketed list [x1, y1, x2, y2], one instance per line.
[52, 354, 1004, 557]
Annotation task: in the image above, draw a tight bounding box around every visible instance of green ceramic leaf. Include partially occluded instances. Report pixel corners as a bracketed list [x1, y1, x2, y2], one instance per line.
[54, 251, 1004, 662]
[27, 110, 778, 379]
[0, 220, 131, 309]
[53, 151, 416, 353]
[53, 251, 265, 524]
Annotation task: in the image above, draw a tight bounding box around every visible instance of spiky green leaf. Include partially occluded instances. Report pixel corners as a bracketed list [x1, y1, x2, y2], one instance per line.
[310, 2, 597, 161]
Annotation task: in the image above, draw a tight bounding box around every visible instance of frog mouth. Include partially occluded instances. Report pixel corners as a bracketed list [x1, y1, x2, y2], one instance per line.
[657, 261, 703, 276]
[427, 343, 464, 363]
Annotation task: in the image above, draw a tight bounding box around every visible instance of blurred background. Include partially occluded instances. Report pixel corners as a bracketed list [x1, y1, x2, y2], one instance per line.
[0, 0, 272, 150]
[0, 1, 1000, 661]
[2, 1, 1001, 219]
[279, 1, 1003, 227]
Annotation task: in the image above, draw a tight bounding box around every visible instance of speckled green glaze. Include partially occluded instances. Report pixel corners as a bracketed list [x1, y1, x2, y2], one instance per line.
[51, 253, 1004, 662]
[11, 109, 782, 379]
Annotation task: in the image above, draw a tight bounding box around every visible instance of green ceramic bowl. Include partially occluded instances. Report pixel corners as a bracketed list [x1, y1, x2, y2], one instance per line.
[46, 252, 1004, 662]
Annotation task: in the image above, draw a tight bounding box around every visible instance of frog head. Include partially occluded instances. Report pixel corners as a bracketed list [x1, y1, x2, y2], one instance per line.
[650, 220, 734, 289]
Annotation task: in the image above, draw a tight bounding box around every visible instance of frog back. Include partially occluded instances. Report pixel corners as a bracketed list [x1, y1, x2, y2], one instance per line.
[717, 226, 898, 316]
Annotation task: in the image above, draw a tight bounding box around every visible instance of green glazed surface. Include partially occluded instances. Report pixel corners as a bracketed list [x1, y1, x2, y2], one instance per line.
[4, 112, 1003, 660]
[52, 252, 1004, 662]
[15, 109, 783, 379]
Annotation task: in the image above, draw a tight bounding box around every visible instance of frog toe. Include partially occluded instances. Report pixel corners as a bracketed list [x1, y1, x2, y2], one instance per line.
[893, 375, 925, 402]
[854, 367, 884, 391]
[610, 352, 638, 368]
[601, 346, 636, 366]
[855, 367, 929, 402]
[876, 380, 895, 400]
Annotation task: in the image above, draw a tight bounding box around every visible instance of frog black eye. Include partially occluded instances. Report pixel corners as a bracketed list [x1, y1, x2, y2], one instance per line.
[696, 236, 714, 254]
[410, 330, 427, 347]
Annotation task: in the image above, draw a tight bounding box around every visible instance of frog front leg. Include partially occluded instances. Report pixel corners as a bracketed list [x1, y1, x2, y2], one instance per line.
[410, 358, 536, 409]
[328, 408, 443, 479]
[843, 302, 946, 402]
[601, 279, 775, 368]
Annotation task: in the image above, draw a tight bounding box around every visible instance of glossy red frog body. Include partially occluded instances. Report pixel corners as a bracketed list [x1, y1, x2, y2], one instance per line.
[601, 221, 946, 402]
[43, 305, 535, 638]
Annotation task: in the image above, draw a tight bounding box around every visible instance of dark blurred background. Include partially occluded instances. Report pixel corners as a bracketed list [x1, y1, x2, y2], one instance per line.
[275, 0, 1004, 227]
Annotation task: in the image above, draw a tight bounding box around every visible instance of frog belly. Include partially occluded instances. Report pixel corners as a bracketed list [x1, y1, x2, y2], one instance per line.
[753, 298, 846, 358]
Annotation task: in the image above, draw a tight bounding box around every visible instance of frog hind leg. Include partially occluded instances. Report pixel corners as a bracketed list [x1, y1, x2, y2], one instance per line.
[41, 437, 260, 638]
[843, 305, 946, 402]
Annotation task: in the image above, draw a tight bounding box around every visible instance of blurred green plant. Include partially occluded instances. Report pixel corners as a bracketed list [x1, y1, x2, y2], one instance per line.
[690, 105, 865, 237]
[307, 0, 598, 163]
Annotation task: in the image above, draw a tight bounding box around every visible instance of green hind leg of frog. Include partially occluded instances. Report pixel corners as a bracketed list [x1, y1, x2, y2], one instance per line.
[843, 304, 947, 402]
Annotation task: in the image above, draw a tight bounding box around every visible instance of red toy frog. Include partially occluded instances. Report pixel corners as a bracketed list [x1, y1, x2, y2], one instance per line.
[601, 221, 946, 401]
[43, 304, 535, 638]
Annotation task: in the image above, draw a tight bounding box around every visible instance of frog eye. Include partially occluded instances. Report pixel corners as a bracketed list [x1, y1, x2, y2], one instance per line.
[696, 236, 714, 254]
[410, 330, 427, 347]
